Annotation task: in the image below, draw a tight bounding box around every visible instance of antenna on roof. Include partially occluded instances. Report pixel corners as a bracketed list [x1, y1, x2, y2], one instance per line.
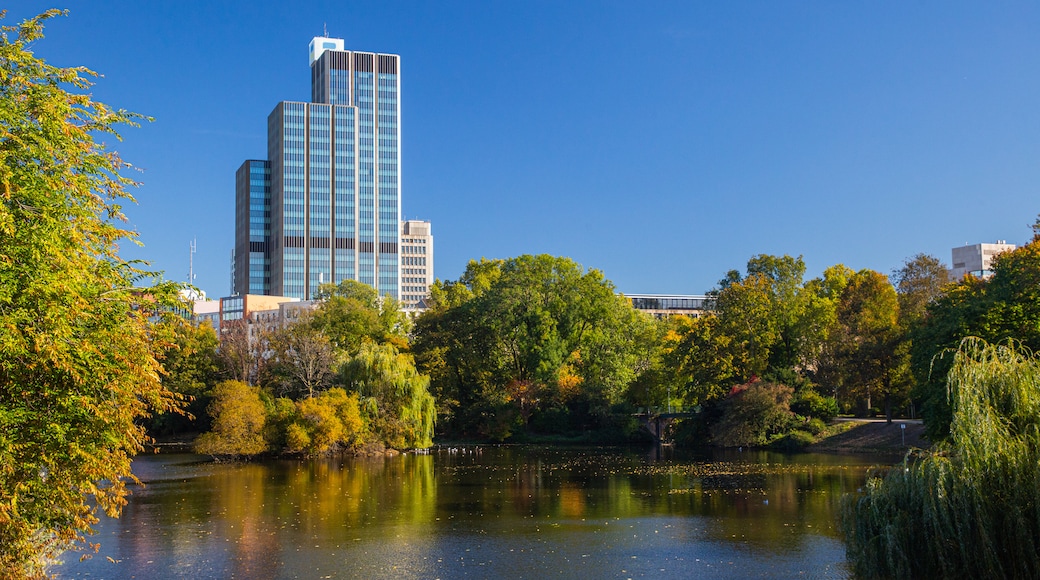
[324, 22, 328, 37]
[188, 238, 197, 284]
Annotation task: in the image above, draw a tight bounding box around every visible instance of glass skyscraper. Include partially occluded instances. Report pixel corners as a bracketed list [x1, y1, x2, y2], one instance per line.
[234, 37, 401, 300]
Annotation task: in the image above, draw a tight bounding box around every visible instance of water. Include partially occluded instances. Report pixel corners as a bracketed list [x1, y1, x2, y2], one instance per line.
[58, 446, 893, 579]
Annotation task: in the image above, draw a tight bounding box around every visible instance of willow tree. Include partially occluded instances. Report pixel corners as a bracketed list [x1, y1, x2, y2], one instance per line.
[340, 342, 435, 449]
[844, 339, 1040, 578]
[0, 11, 181, 574]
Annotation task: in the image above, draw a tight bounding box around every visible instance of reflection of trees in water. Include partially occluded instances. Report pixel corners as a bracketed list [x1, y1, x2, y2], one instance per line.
[116, 449, 869, 571]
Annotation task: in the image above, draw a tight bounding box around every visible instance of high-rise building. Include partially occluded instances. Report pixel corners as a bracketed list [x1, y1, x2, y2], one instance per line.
[234, 37, 402, 300]
[400, 220, 433, 311]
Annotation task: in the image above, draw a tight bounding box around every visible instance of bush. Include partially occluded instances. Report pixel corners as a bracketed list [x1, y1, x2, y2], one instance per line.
[195, 381, 268, 457]
[770, 430, 816, 451]
[790, 389, 839, 421]
[711, 380, 795, 447]
[805, 417, 827, 435]
[284, 388, 366, 455]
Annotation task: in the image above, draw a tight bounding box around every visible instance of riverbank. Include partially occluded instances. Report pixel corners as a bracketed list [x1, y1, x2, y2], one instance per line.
[808, 419, 929, 454]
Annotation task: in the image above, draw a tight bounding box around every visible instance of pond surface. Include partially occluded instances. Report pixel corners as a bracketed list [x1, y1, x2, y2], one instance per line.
[58, 446, 895, 579]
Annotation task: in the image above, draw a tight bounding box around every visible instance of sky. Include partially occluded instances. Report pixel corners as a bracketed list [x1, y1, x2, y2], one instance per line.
[10, 1, 1040, 297]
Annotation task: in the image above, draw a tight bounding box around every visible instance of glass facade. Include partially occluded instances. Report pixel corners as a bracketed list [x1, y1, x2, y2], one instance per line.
[233, 160, 270, 296]
[239, 40, 401, 300]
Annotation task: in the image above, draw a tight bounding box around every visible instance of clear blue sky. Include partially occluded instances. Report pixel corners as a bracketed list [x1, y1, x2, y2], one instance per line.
[12, 1, 1040, 297]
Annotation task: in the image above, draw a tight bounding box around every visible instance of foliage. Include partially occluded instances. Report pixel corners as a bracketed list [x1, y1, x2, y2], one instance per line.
[266, 315, 337, 399]
[216, 318, 263, 385]
[340, 342, 435, 449]
[311, 280, 410, 353]
[892, 253, 949, 325]
[711, 380, 795, 447]
[0, 11, 183, 574]
[789, 388, 838, 422]
[819, 269, 907, 419]
[411, 255, 652, 438]
[912, 235, 1040, 439]
[147, 319, 220, 436]
[844, 339, 1040, 579]
[283, 388, 365, 455]
[194, 381, 268, 457]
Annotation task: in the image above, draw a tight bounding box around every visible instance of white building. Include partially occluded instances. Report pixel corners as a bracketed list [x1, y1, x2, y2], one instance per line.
[950, 241, 1016, 280]
[400, 220, 434, 312]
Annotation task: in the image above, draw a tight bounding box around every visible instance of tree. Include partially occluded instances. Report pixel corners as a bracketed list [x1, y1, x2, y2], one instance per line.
[912, 232, 1040, 439]
[148, 318, 221, 435]
[0, 11, 182, 574]
[216, 318, 262, 384]
[827, 270, 906, 420]
[892, 253, 949, 325]
[194, 381, 268, 457]
[340, 342, 435, 449]
[267, 316, 337, 399]
[310, 279, 410, 353]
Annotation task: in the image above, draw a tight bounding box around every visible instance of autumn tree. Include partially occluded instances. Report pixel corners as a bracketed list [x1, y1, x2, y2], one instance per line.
[194, 381, 268, 457]
[0, 11, 182, 574]
[826, 270, 907, 420]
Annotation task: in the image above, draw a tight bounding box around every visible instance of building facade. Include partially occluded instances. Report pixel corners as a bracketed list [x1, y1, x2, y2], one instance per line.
[626, 294, 708, 319]
[950, 241, 1016, 280]
[234, 37, 402, 301]
[400, 220, 433, 311]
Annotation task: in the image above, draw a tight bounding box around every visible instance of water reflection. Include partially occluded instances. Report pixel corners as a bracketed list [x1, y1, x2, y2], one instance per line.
[60, 446, 891, 579]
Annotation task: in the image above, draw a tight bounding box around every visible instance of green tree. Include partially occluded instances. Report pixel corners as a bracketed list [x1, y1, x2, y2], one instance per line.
[148, 318, 221, 436]
[844, 339, 1040, 579]
[892, 253, 949, 325]
[412, 255, 648, 437]
[0, 11, 182, 573]
[912, 232, 1040, 439]
[311, 279, 410, 353]
[340, 342, 435, 449]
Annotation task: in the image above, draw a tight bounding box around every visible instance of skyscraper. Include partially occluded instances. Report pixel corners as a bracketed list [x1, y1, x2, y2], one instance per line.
[234, 37, 401, 300]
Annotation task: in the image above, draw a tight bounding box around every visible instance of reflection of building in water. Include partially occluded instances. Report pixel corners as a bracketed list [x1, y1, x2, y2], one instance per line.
[625, 294, 708, 319]
[949, 241, 1016, 280]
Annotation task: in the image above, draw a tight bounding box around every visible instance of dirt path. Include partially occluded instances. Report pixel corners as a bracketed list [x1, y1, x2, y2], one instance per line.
[809, 420, 930, 454]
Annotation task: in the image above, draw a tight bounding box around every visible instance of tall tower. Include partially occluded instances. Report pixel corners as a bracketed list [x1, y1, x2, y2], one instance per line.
[236, 37, 401, 300]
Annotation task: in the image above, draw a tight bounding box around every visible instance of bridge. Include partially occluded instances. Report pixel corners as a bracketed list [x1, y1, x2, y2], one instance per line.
[634, 407, 699, 445]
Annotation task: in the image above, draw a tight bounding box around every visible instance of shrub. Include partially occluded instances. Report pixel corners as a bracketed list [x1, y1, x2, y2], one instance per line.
[770, 430, 815, 451]
[790, 389, 839, 421]
[711, 380, 795, 447]
[805, 417, 827, 435]
[284, 388, 365, 455]
[195, 381, 268, 457]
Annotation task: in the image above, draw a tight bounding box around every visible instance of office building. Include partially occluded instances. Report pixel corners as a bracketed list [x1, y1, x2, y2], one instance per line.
[400, 220, 433, 311]
[234, 37, 402, 300]
[626, 294, 708, 319]
[950, 241, 1016, 280]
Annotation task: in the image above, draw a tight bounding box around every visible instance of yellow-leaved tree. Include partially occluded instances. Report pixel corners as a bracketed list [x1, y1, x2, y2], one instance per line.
[0, 10, 182, 576]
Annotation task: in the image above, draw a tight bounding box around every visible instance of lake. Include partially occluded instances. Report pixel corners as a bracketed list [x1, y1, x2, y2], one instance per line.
[58, 445, 895, 579]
